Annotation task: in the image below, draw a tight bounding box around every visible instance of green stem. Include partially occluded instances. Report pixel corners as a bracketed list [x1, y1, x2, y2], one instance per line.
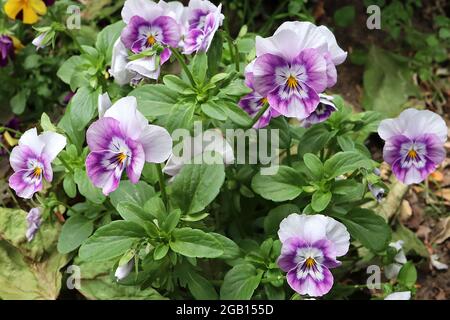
[156, 163, 169, 208]
[223, 31, 239, 72]
[286, 147, 292, 166]
[0, 126, 22, 137]
[249, 102, 269, 128]
[170, 47, 196, 88]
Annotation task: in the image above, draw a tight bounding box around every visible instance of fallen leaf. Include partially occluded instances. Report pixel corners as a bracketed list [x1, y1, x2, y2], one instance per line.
[431, 217, 450, 244]
[399, 200, 413, 222]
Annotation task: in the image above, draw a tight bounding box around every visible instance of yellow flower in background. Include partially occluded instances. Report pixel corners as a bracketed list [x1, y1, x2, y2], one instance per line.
[10, 36, 25, 52]
[4, 0, 47, 24]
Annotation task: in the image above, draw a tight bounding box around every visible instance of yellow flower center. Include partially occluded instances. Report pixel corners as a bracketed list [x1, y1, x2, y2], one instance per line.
[147, 35, 156, 46]
[116, 152, 127, 164]
[305, 257, 316, 268]
[407, 149, 417, 160]
[286, 75, 298, 89]
[259, 97, 268, 105]
[33, 167, 42, 178]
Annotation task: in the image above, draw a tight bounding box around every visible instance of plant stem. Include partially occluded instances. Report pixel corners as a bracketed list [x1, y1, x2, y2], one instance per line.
[58, 157, 73, 174]
[0, 126, 22, 137]
[286, 147, 292, 166]
[223, 31, 240, 72]
[170, 47, 196, 88]
[248, 103, 269, 128]
[156, 163, 169, 208]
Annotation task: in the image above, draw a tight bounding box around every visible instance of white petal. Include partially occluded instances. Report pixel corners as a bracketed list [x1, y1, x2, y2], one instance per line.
[384, 263, 402, 279]
[275, 21, 328, 54]
[110, 39, 134, 86]
[18, 128, 45, 155]
[384, 291, 411, 300]
[126, 56, 161, 80]
[98, 92, 112, 118]
[402, 109, 448, 143]
[378, 118, 404, 141]
[431, 254, 448, 270]
[324, 216, 350, 257]
[138, 125, 173, 163]
[39, 132, 67, 162]
[404, 167, 424, 185]
[104, 96, 148, 140]
[316, 25, 347, 65]
[278, 214, 327, 243]
[115, 259, 134, 281]
[122, 0, 162, 24]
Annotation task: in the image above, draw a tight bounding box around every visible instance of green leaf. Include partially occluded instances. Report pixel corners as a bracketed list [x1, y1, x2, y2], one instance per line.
[79, 221, 146, 262]
[220, 79, 253, 97]
[163, 74, 191, 92]
[73, 168, 106, 204]
[116, 201, 154, 224]
[311, 191, 332, 212]
[334, 5, 356, 27]
[210, 233, 241, 260]
[297, 125, 337, 157]
[57, 215, 94, 254]
[392, 224, 429, 258]
[190, 52, 208, 85]
[96, 21, 125, 62]
[397, 262, 417, 288]
[217, 100, 252, 127]
[170, 152, 225, 214]
[162, 209, 181, 233]
[201, 101, 228, 121]
[110, 180, 155, 208]
[68, 87, 99, 133]
[153, 244, 169, 260]
[63, 174, 77, 198]
[165, 102, 196, 133]
[0, 241, 68, 300]
[252, 166, 304, 202]
[303, 153, 323, 179]
[170, 227, 223, 258]
[337, 135, 355, 151]
[220, 264, 263, 300]
[129, 84, 178, 117]
[207, 32, 223, 76]
[11, 89, 29, 115]
[333, 208, 391, 252]
[73, 257, 165, 300]
[264, 204, 299, 236]
[362, 46, 419, 117]
[323, 151, 373, 179]
[40, 112, 57, 132]
[57, 56, 84, 84]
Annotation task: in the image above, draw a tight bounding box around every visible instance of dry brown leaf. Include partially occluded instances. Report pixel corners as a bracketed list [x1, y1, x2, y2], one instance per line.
[436, 188, 450, 202]
[399, 200, 413, 222]
[431, 216, 450, 244]
[430, 171, 444, 183]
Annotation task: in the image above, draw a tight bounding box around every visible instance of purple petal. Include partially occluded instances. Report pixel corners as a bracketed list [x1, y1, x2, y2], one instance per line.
[292, 48, 328, 93]
[9, 170, 42, 199]
[268, 84, 320, 119]
[125, 140, 145, 184]
[253, 53, 288, 96]
[152, 15, 181, 48]
[121, 15, 149, 50]
[86, 117, 126, 152]
[287, 266, 334, 297]
[86, 151, 123, 195]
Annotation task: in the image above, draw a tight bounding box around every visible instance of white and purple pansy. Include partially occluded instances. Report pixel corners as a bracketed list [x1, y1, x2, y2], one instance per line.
[86, 96, 172, 195]
[302, 93, 337, 127]
[378, 108, 448, 185]
[239, 60, 280, 128]
[277, 213, 350, 297]
[253, 21, 346, 120]
[26, 207, 42, 242]
[110, 0, 182, 84]
[183, 0, 224, 54]
[9, 128, 66, 199]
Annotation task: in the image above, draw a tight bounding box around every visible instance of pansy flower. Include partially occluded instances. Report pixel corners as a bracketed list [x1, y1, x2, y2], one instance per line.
[4, 0, 47, 24]
[0, 35, 15, 67]
[9, 128, 66, 199]
[378, 108, 448, 185]
[26, 207, 42, 242]
[110, 0, 182, 84]
[86, 96, 172, 195]
[277, 213, 350, 297]
[239, 60, 280, 128]
[253, 21, 346, 120]
[302, 94, 337, 127]
[183, 0, 224, 54]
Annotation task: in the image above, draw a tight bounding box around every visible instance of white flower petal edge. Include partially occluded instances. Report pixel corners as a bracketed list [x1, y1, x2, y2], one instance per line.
[384, 291, 411, 300]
